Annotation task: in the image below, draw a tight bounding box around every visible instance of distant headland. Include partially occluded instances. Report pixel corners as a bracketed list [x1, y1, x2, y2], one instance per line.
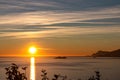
[92, 49, 120, 57]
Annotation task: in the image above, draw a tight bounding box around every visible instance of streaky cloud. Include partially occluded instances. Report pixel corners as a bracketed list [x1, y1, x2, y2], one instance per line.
[0, 26, 120, 39]
[0, 6, 120, 25]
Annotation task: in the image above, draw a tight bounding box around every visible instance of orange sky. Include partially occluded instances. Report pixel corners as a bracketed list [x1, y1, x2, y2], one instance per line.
[0, 38, 120, 57]
[0, 0, 120, 57]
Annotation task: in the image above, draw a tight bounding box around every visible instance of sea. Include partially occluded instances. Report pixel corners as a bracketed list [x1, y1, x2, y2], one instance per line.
[0, 57, 120, 80]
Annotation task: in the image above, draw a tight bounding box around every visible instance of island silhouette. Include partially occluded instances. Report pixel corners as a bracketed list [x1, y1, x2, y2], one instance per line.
[92, 49, 120, 57]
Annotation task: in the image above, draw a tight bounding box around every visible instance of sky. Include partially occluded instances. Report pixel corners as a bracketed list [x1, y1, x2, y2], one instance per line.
[0, 0, 120, 56]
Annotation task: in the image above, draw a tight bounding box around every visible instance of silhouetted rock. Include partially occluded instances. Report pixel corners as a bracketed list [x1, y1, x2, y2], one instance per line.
[54, 56, 67, 59]
[92, 49, 120, 57]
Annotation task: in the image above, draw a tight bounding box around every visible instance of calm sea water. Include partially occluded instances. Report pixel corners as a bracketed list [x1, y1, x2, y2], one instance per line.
[0, 57, 120, 80]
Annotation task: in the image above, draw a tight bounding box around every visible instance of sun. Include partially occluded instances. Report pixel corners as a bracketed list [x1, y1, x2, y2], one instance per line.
[29, 47, 37, 54]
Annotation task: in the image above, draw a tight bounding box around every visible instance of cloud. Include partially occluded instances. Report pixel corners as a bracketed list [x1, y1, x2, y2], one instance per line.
[0, 0, 120, 39]
[0, 6, 120, 25]
[0, 26, 120, 39]
[0, 0, 63, 15]
[0, 0, 120, 14]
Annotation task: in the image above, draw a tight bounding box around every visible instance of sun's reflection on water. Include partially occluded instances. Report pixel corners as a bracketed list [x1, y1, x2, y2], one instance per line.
[30, 57, 35, 80]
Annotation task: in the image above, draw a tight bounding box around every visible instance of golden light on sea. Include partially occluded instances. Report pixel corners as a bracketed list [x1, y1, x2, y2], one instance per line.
[30, 57, 35, 80]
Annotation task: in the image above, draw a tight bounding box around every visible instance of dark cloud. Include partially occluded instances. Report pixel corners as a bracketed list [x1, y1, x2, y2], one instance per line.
[0, 0, 120, 15]
[0, 0, 120, 39]
[44, 22, 120, 27]
[81, 18, 120, 23]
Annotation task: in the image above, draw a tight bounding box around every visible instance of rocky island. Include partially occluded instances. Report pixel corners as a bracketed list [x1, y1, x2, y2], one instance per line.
[92, 49, 120, 57]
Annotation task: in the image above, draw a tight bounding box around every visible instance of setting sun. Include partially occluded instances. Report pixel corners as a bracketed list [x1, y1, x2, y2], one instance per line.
[29, 47, 37, 54]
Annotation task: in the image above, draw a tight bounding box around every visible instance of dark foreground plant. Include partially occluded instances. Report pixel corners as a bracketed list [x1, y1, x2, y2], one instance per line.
[88, 71, 101, 80]
[41, 69, 49, 80]
[5, 63, 27, 80]
[5, 63, 101, 80]
[52, 74, 67, 80]
[41, 70, 67, 80]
